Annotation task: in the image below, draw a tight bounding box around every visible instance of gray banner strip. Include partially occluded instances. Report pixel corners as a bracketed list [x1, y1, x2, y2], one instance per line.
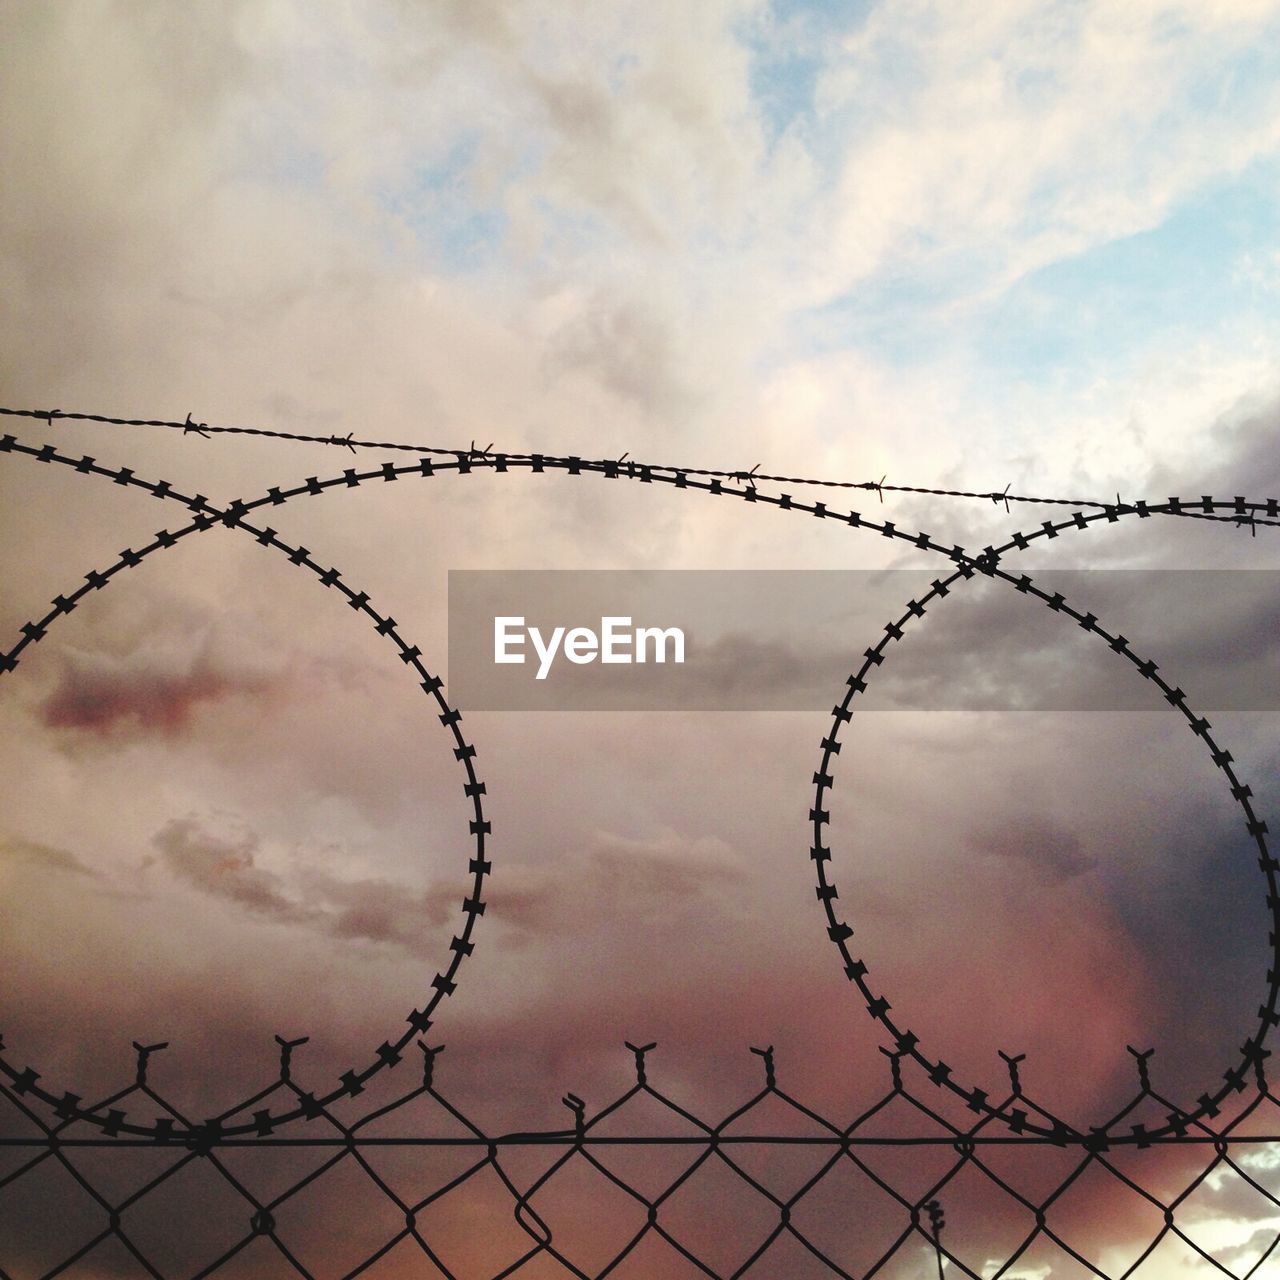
[448, 570, 1280, 711]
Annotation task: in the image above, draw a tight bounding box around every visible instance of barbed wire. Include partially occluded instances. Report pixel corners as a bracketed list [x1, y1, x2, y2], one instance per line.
[3, 403, 1278, 523]
[2, 430, 1278, 1145]
[3, 406, 1280, 1277]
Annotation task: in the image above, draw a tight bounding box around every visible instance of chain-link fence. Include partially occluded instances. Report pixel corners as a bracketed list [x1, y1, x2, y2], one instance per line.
[3, 1036, 1279, 1279]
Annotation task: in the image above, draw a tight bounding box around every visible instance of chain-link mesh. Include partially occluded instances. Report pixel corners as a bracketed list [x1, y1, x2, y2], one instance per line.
[2, 1039, 1279, 1279]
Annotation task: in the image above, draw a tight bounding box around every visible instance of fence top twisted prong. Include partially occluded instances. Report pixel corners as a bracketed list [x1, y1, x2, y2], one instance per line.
[417, 1040, 445, 1087]
[132, 1040, 169, 1086]
[1127, 1045, 1155, 1092]
[998, 1050, 1027, 1095]
[562, 1091, 586, 1136]
[275, 1034, 309, 1080]
[624, 1041, 657, 1084]
[878, 1044, 905, 1091]
[749, 1044, 777, 1089]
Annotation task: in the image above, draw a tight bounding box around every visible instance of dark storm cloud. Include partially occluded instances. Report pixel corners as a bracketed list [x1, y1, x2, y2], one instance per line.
[1054, 393, 1280, 572]
[40, 650, 264, 742]
[843, 568, 1280, 715]
[300, 867, 459, 950]
[883, 394, 1280, 582]
[1161, 393, 1280, 507]
[1047, 761, 1278, 1107]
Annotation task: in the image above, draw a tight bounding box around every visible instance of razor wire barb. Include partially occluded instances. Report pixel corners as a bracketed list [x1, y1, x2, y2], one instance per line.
[2, 406, 1280, 1278]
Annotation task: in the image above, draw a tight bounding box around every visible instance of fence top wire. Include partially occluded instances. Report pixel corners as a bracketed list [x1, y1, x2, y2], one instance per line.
[3, 402, 1279, 524]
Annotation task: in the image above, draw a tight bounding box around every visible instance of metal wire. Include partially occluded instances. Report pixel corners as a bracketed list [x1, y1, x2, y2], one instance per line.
[2, 409, 1279, 1278]
[3, 402, 1278, 521]
[2, 1042, 1278, 1279]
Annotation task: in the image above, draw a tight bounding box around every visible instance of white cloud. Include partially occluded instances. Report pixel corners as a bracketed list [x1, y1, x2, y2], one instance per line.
[811, 0, 1280, 305]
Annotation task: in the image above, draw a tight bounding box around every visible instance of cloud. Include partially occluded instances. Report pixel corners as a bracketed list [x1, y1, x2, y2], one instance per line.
[149, 815, 743, 957]
[967, 814, 1094, 883]
[546, 289, 697, 416]
[482, 827, 746, 935]
[812, 0, 1280, 307]
[151, 815, 459, 949]
[0, 835, 97, 877]
[3, 3, 1280, 1271]
[152, 816, 311, 921]
[40, 643, 275, 737]
[300, 868, 459, 952]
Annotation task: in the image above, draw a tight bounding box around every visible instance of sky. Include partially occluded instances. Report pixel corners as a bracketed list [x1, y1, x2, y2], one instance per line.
[3, 1, 1280, 1276]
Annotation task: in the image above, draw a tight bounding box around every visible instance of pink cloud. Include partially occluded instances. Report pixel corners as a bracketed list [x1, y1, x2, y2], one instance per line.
[40, 644, 273, 736]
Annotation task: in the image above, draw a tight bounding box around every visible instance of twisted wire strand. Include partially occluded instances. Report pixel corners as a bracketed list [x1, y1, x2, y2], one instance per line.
[3, 403, 1278, 523]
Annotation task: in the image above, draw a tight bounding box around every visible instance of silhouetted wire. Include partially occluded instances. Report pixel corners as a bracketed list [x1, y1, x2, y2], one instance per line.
[2, 1042, 1278, 1280]
[2, 415, 1280, 1279]
[3, 403, 1278, 523]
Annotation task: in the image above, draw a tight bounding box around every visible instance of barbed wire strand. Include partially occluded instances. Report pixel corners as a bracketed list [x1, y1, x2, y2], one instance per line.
[3, 404, 1278, 525]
